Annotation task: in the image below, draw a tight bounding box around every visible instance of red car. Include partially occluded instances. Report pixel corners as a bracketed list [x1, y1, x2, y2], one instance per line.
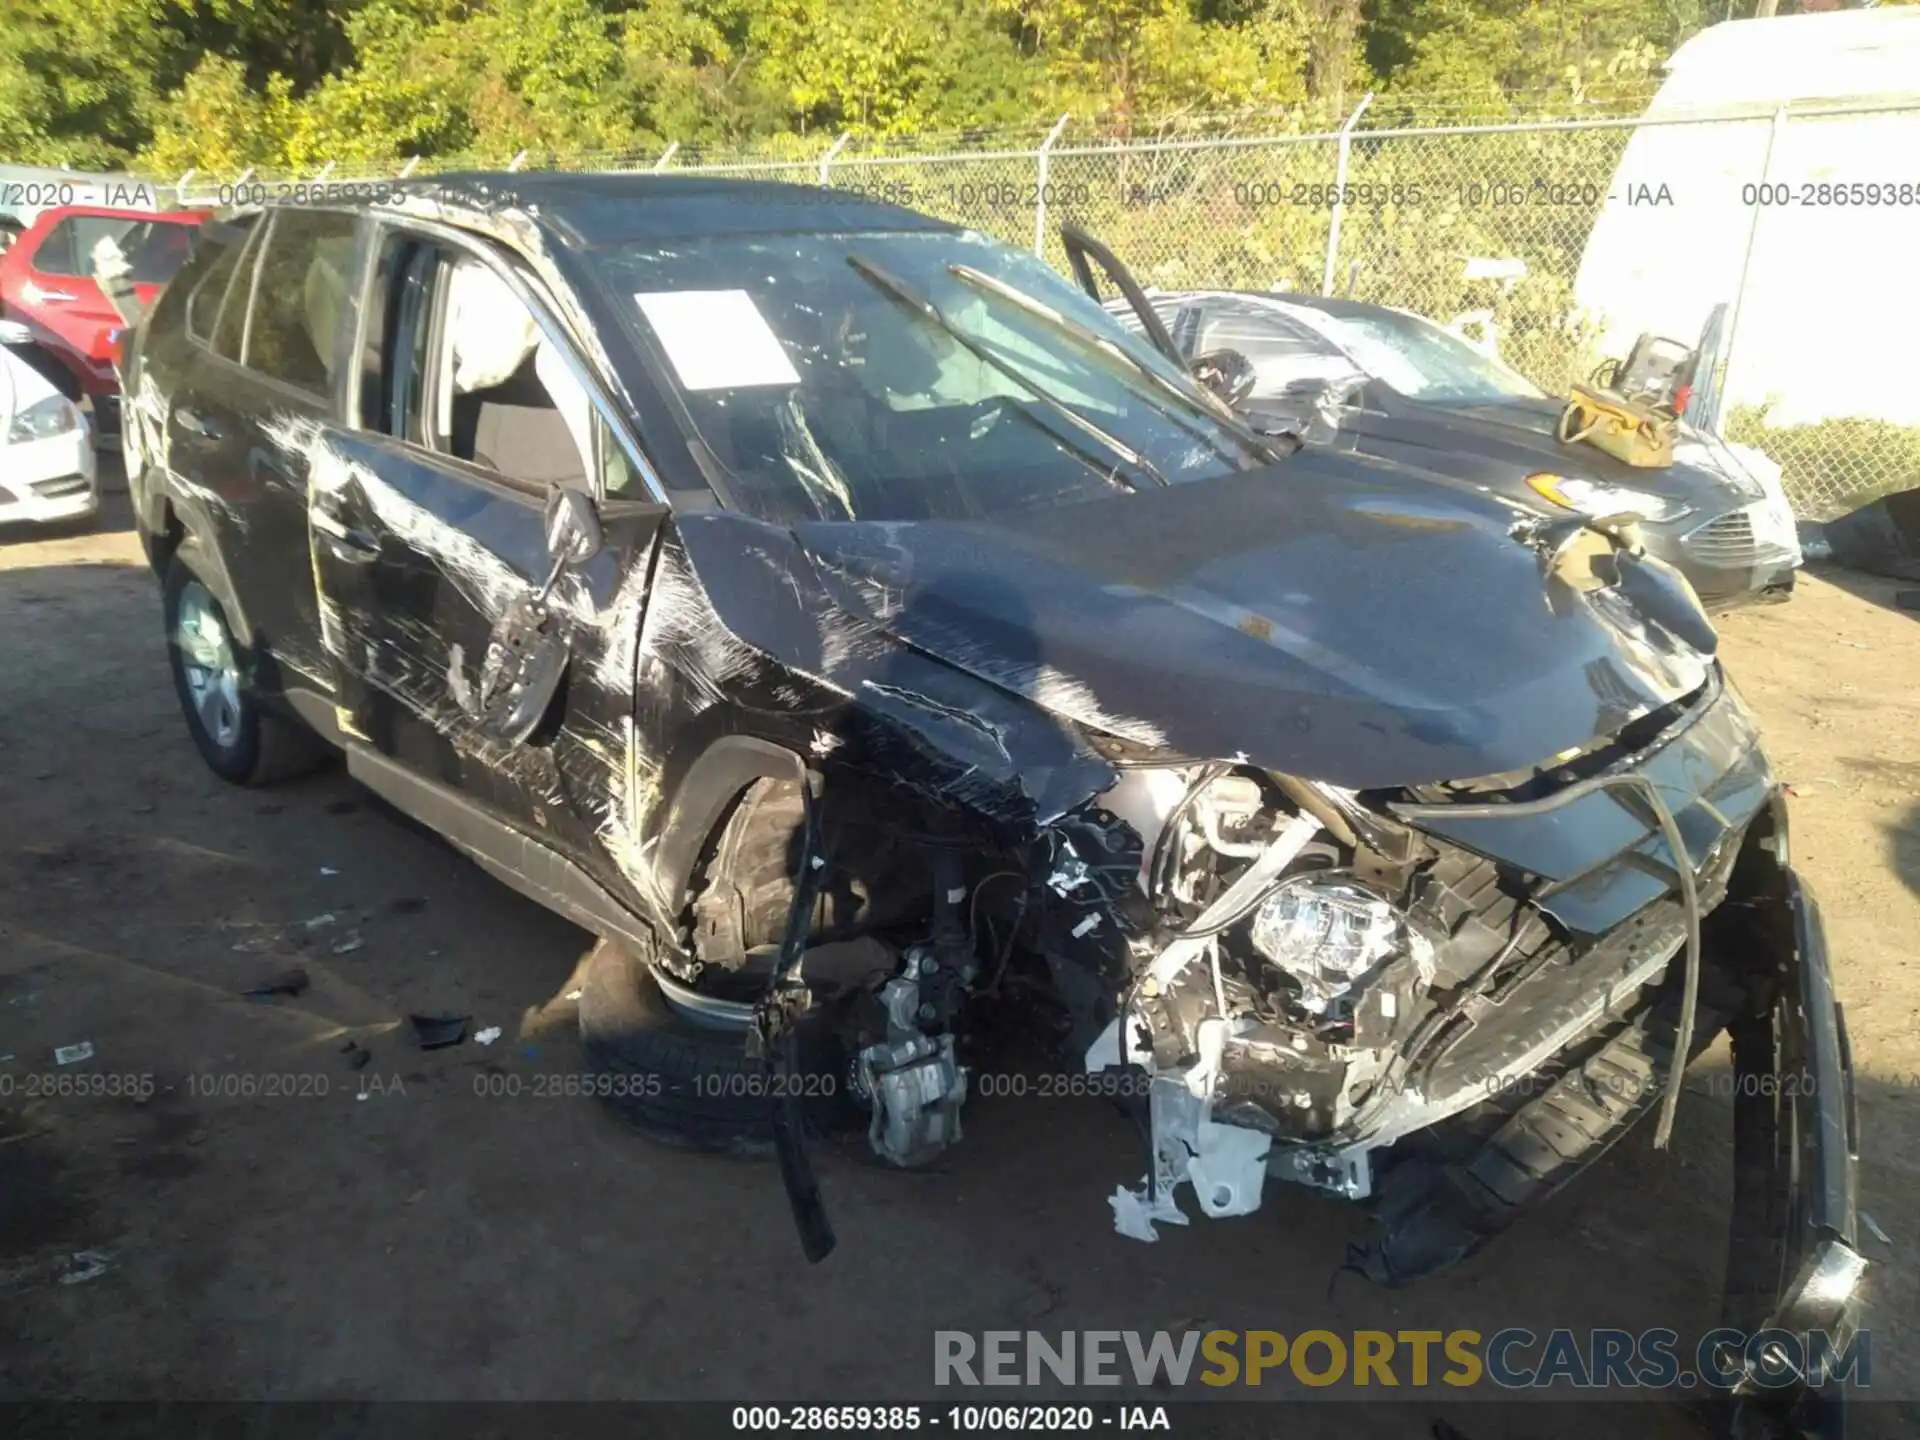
[0, 204, 209, 441]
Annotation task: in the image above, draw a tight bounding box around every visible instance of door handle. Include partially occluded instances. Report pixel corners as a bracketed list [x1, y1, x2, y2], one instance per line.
[312, 507, 379, 561]
[176, 407, 224, 440]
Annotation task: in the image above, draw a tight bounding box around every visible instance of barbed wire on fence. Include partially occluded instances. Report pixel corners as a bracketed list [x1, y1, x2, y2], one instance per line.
[131, 90, 1920, 521]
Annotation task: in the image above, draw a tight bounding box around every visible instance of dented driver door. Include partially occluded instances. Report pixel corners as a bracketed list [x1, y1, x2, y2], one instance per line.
[311, 228, 670, 875]
[309, 424, 669, 872]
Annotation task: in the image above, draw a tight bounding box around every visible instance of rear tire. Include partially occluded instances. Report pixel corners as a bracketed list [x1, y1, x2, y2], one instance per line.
[163, 557, 327, 786]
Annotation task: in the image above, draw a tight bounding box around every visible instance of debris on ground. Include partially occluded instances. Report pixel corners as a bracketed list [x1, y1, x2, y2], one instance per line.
[1863, 1212, 1893, 1247]
[330, 931, 365, 955]
[474, 1026, 502, 1046]
[56, 1251, 111, 1286]
[340, 1040, 372, 1071]
[244, 967, 309, 1000]
[230, 913, 336, 953]
[409, 1013, 470, 1050]
[53, 1042, 94, 1066]
[319, 866, 339, 877]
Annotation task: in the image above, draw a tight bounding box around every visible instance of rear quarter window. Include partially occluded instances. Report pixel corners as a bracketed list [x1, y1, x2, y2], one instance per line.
[242, 209, 358, 394]
[179, 217, 261, 351]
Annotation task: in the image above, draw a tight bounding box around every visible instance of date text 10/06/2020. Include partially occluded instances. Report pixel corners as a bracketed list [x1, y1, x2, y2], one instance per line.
[730, 1406, 1172, 1432]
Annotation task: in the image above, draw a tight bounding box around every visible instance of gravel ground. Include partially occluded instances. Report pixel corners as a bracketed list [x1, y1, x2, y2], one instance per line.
[1, 484, 1916, 1436]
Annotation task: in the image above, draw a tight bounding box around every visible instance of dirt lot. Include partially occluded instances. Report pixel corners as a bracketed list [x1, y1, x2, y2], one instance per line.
[2, 484, 1917, 1435]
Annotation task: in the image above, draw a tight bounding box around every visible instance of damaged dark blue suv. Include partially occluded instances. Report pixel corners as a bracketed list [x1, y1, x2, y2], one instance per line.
[122, 174, 1858, 1434]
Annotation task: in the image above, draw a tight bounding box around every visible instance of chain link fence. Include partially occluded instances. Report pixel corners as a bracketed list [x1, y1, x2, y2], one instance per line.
[153, 93, 1920, 520]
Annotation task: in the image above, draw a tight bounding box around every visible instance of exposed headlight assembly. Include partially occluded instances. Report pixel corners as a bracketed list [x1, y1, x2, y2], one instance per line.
[1249, 874, 1408, 1014]
[8, 393, 80, 443]
[1527, 471, 1690, 523]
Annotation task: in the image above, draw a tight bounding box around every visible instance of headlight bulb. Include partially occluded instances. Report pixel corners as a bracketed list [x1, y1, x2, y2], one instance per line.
[1249, 874, 1403, 1014]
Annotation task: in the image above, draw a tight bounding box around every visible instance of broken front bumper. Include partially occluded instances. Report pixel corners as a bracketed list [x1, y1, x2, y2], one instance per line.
[1363, 835, 1862, 1428]
[1722, 869, 1864, 1434]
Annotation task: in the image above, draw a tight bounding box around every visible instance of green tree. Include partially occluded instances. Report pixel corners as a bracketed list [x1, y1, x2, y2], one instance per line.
[0, 0, 181, 165]
[755, 0, 1038, 134]
[998, 0, 1313, 121]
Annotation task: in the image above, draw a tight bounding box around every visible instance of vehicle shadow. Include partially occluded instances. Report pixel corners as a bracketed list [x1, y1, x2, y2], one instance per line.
[0, 539, 592, 1077]
[1805, 562, 1920, 622]
[2, 544, 1915, 1415]
[1888, 800, 1920, 904]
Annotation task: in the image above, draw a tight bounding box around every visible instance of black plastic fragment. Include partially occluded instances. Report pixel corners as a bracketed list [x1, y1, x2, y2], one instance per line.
[408, 1013, 470, 1050]
[772, 1028, 836, 1264]
[760, 769, 836, 1264]
[244, 967, 310, 1000]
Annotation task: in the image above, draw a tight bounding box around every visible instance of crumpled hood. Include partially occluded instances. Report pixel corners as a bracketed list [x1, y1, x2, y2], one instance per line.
[791, 453, 1714, 790]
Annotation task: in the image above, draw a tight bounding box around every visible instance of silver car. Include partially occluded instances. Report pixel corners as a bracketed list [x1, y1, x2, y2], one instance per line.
[1109, 289, 1802, 609]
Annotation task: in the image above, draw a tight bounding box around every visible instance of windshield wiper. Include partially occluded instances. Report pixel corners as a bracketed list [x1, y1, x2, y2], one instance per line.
[947, 263, 1293, 467]
[845, 253, 1167, 490]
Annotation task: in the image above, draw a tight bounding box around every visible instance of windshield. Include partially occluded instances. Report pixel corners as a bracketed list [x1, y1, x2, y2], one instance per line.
[1293, 307, 1544, 405]
[592, 230, 1269, 524]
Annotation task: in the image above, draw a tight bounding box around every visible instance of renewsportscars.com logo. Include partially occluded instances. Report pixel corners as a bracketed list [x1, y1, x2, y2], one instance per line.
[934, 1328, 1869, 1391]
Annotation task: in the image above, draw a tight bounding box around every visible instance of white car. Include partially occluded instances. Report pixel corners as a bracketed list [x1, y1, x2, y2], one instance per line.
[1, 319, 98, 529]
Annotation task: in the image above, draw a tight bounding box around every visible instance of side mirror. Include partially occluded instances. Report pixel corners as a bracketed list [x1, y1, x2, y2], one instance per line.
[1298, 374, 1366, 425]
[544, 485, 602, 567]
[529, 486, 602, 607]
[1190, 348, 1257, 407]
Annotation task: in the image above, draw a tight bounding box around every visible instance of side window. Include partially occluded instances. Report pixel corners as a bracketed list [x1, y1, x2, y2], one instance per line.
[367, 236, 595, 492]
[28, 218, 80, 274]
[597, 412, 646, 499]
[184, 217, 260, 349]
[32, 215, 175, 279]
[1195, 302, 1352, 398]
[210, 228, 260, 362]
[242, 210, 358, 394]
[370, 241, 440, 444]
[28, 219, 84, 276]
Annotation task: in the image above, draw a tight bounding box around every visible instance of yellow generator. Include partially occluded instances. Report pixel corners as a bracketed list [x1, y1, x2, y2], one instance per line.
[1557, 333, 1698, 469]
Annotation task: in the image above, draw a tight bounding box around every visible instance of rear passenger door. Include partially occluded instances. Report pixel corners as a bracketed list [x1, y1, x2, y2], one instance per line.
[166, 207, 359, 691]
[312, 224, 671, 872]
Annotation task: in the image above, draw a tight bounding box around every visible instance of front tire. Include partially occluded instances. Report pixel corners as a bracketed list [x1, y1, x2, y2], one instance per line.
[163, 557, 326, 786]
[576, 939, 856, 1158]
